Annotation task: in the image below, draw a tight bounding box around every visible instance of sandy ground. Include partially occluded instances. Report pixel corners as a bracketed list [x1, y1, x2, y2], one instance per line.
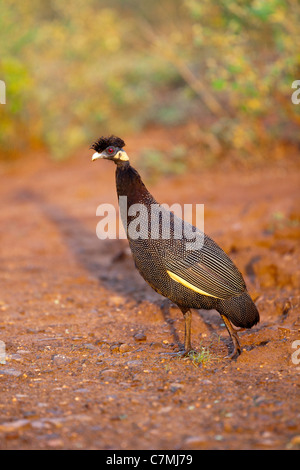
[0, 131, 299, 450]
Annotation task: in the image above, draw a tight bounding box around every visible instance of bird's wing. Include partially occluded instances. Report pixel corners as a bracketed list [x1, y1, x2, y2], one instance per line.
[165, 239, 246, 300]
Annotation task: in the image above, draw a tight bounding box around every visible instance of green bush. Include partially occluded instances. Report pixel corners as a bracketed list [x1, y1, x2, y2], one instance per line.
[0, 0, 299, 161]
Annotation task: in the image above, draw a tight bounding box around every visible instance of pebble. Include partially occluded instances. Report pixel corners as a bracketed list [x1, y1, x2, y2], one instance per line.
[0, 419, 30, 433]
[9, 354, 22, 362]
[51, 354, 71, 366]
[82, 343, 96, 350]
[182, 435, 208, 449]
[170, 383, 184, 393]
[0, 367, 22, 377]
[97, 340, 110, 349]
[201, 379, 213, 385]
[109, 295, 124, 307]
[158, 406, 172, 414]
[150, 342, 164, 349]
[110, 344, 120, 353]
[126, 360, 143, 367]
[119, 343, 131, 353]
[133, 332, 147, 342]
[47, 438, 64, 448]
[289, 435, 300, 448]
[100, 368, 118, 377]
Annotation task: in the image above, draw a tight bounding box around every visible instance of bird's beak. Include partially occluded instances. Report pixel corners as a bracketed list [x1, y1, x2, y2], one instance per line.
[92, 152, 104, 161]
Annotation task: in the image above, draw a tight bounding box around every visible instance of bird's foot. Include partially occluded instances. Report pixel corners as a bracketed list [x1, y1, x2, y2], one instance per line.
[159, 347, 194, 358]
[177, 347, 195, 357]
[159, 351, 181, 358]
[225, 343, 241, 360]
[221, 314, 242, 360]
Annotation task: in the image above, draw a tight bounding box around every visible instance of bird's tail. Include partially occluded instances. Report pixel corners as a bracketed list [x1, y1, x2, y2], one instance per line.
[217, 292, 260, 329]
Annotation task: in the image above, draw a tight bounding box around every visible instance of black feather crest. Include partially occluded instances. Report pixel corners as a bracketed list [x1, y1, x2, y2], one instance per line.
[90, 135, 125, 153]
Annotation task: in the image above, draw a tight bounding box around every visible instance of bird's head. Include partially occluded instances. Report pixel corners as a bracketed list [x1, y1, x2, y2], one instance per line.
[91, 135, 129, 164]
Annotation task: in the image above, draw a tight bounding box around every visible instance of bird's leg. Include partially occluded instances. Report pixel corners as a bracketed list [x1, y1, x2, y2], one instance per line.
[159, 307, 193, 357]
[221, 314, 241, 359]
[183, 309, 193, 353]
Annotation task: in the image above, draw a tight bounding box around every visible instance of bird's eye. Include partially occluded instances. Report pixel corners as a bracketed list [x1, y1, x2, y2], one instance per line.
[107, 147, 115, 154]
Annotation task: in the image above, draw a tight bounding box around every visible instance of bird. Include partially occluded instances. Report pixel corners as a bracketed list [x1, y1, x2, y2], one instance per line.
[91, 135, 259, 358]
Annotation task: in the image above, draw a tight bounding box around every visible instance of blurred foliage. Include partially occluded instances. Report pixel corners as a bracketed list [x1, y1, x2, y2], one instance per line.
[139, 145, 187, 183]
[0, 0, 299, 161]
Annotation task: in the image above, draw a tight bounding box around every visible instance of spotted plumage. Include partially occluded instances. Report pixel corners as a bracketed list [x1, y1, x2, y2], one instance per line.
[91, 137, 260, 358]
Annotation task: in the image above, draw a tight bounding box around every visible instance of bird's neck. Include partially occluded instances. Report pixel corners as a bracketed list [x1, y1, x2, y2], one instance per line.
[115, 162, 156, 207]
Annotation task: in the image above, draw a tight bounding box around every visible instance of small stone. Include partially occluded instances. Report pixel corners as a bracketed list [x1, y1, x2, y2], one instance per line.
[30, 419, 49, 430]
[119, 343, 131, 353]
[109, 296, 124, 307]
[150, 342, 164, 350]
[289, 435, 300, 448]
[51, 354, 71, 366]
[182, 435, 208, 449]
[9, 354, 22, 362]
[0, 419, 30, 433]
[170, 383, 184, 393]
[82, 343, 96, 350]
[110, 343, 120, 353]
[100, 368, 118, 377]
[47, 438, 64, 447]
[96, 340, 110, 349]
[201, 379, 213, 385]
[133, 332, 146, 342]
[159, 406, 172, 414]
[71, 414, 92, 424]
[126, 360, 143, 367]
[0, 368, 22, 377]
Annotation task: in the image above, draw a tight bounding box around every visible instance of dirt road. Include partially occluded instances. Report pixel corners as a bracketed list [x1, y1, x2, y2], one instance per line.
[0, 133, 299, 449]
